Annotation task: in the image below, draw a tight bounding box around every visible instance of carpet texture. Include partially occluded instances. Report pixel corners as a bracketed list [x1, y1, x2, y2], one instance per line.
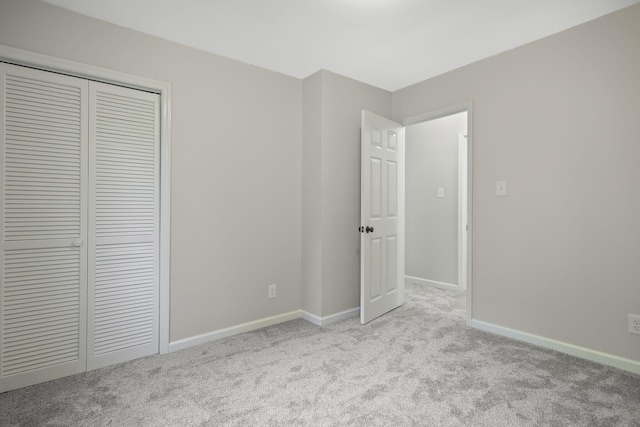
[1, 283, 639, 426]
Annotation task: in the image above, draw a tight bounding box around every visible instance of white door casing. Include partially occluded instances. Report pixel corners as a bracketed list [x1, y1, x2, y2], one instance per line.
[360, 110, 405, 324]
[458, 132, 468, 292]
[0, 44, 172, 357]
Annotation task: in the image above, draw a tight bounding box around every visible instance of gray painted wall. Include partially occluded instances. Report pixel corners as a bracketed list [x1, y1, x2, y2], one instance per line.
[405, 112, 466, 285]
[0, 0, 303, 342]
[1, 0, 639, 365]
[301, 72, 323, 317]
[393, 3, 640, 361]
[302, 70, 391, 317]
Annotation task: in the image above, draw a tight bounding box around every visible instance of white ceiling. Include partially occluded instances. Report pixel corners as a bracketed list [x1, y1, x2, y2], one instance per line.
[43, 0, 639, 91]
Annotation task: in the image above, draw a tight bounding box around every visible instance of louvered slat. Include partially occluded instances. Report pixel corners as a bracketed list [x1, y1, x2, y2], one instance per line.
[92, 242, 155, 355]
[3, 73, 82, 243]
[2, 64, 162, 392]
[0, 202, 80, 364]
[88, 82, 159, 369]
[1, 64, 87, 392]
[94, 87, 156, 238]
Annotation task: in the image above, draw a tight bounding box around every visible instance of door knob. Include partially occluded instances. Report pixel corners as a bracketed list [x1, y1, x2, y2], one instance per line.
[71, 240, 83, 247]
[366, 226, 374, 233]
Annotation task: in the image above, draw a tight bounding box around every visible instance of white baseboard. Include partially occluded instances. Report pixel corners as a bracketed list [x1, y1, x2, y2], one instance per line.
[405, 275, 460, 292]
[301, 307, 360, 326]
[472, 320, 640, 375]
[169, 306, 361, 353]
[169, 310, 302, 353]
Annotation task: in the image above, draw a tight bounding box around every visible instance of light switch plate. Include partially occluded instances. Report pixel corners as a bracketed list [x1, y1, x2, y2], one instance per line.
[496, 180, 507, 196]
[437, 187, 444, 198]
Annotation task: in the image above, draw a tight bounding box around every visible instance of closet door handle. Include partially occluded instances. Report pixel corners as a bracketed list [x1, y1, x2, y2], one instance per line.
[71, 240, 83, 247]
[365, 226, 374, 233]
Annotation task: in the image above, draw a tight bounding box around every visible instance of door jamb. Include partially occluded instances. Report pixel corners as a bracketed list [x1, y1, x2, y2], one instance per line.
[0, 44, 172, 353]
[401, 101, 473, 326]
[458, 131, 468, 293]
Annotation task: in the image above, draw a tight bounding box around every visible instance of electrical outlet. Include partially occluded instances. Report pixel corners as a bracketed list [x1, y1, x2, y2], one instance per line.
[268, 284, 277, 299]
[496, 180, 507, 196]
[629, 314, 640, 335]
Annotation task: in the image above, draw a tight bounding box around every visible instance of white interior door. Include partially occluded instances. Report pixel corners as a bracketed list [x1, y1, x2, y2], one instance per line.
[0, 63, 88, 392]
[87, 82, 160, 370]
[360, 110, 405, 324]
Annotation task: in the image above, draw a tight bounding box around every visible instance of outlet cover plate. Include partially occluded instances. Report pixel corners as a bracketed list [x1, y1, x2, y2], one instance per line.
[496, 180, 507, 196]
[629, 314, 640, 335]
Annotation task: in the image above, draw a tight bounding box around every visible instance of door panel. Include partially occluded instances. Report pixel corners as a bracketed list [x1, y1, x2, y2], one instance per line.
[369, 236, 382, 300]
[386, 236, 397, 292]
[1, 64, 88, 392]
[387, 161, 397, 216]
[87, 82, 159, 370]
[360, 110, 404, 324]
[370, 158, 382, 218]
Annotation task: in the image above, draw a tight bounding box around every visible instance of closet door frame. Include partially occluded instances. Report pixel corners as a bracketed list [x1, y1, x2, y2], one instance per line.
[0, 45, 171, 355]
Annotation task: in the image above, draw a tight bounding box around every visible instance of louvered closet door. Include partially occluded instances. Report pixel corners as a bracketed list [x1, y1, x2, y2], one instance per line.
[87, 82, 159, 370]
[0, 63, 88, 392]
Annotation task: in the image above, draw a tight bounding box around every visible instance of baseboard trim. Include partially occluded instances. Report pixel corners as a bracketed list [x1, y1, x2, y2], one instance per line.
[301, 307, 360, 326]
[472, 320, 640, 375]
[405, 275, 459, 292]
[169, 310, 302, 353]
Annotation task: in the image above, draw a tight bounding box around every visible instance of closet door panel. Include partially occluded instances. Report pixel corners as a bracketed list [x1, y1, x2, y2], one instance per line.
[0, 63, 88, 392]
[88, 82, 159, 370]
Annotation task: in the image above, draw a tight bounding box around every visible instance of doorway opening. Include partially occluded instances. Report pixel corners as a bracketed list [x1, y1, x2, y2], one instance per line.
[402, 103, 472, 324]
